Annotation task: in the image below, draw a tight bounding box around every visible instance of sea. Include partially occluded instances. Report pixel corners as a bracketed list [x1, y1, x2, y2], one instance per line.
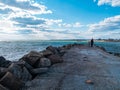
[0, 40, 120, 61]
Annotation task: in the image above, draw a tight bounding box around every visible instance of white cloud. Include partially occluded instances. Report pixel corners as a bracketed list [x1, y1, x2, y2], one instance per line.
[0, 0, 86, 40]
[45, 19, 62, 26]
[16, 0, 29, 2]
[87, 15, 120, 39]
[0, 0, 52, 15]
[73, 22, 83, 28]
[97, 0, 120, 7]
[58, 22, 83, 28]
[88, 15, 120, 32]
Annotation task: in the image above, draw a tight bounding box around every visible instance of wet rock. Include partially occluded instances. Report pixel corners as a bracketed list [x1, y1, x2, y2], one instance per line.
[0, 56, 11, 68]
[0, 84, 9, 90]
[114, 53, 120, 57]
[36, 58, 51, 68]
[59, 49, 66, 53]
[46, 46, 59, 54]
[8, 63, 32, 81]
[0, 68, 8, 79]
[0, 56, 6, 62]
[30, 68, 48, 75]
[47, 54, 63, 64]
[59, 49, 67, 56]
[65, 44, 73, 49]
[19, 51, 42, 66]
[15, 61, 33, 70]
[0, 72, 23, 90]
[40, 50, 53, 57]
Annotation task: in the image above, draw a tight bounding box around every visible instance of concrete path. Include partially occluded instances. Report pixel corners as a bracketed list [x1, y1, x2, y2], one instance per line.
[23, 46, 120, 90]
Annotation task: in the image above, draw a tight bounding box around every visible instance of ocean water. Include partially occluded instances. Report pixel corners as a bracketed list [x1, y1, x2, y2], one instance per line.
[0, 40, 120, 61]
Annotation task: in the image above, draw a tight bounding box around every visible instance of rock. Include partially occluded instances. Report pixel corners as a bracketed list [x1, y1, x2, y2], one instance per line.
[19, 51, 42, 66]
[0, 84, 9, 90]
[0, 68, 8, 79]
[47, 54, 63, 64]
[85, 80, 94, 85]
[40, 50, 53, 56]
[0, 56, 11, 68]
[0, 72, 23, 90]
[114, 53, 120, 57]
[30, 68, 48, 75]
[65, 44, 72, 49]
[46, 46, 59, 54]
[59, 49, 67, 56]
[8, 63, 32, 81]
[57, 47, 67, 56]
[15, 61, 33, 70]
[0, 56, 6, 62]
[35, 58, 51, 68]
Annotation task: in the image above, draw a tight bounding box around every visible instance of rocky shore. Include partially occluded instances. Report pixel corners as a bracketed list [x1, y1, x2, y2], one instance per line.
[0, 43, 82, 90]
[0, 43, 120, 90]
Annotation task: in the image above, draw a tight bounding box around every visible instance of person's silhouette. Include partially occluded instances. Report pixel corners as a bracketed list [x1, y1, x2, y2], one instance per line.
[90, 38, 94, 47]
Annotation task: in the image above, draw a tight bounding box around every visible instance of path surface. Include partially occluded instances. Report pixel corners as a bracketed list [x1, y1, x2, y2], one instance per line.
[23, 46, 120, 90]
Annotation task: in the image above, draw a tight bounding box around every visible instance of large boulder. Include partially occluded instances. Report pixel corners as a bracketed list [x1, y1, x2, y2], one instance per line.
[57, 47, 67, 56]
[47, 54, 63, 64]
[0, 72, 23, 90]
[114, 53, 120, 57]
[35, 58, 51, 68]
[30, 68, 48, 75]
[15, 61, 33, 70]
[40, 50, 53, 57]
[0, 56, 6, 63]
[0, 68, 8, 79]
[8, 63, 32, 81]
[46, 46, 59, 54]
[0, 84, 9, 90]
[0, 56, 11, 68]
[19, 51, 43, 66]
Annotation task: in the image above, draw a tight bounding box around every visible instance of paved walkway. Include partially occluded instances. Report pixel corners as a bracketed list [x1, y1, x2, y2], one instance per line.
[23, 46, 120, 90]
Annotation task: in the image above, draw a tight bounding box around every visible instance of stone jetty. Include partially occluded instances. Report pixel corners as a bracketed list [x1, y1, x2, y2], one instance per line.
[0, 44, 120, 90]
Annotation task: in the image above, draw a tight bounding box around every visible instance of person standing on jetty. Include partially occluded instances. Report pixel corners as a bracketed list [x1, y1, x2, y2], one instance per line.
[90, 38, 94, 47]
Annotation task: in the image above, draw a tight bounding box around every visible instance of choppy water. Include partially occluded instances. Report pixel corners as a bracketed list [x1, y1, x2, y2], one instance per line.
[0, 40, 120, 61]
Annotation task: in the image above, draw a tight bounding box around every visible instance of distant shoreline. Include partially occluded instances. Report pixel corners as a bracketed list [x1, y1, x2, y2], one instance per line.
[0, 39, 120, 42]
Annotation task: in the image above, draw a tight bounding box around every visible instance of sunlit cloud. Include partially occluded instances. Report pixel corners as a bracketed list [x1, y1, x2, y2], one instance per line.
[95, 0, 120, 7]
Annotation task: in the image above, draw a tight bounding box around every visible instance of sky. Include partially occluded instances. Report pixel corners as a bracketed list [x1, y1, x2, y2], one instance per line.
[0, 0, 120, 41]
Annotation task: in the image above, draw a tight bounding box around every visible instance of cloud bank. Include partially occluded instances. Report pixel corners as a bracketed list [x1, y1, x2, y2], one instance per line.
[88, 15, 120, 39]
[0, 0, 84, 40]
[96, 0, 120, 7]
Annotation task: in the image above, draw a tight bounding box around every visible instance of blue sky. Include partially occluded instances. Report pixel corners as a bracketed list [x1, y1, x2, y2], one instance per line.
[0, 0, 120, 40]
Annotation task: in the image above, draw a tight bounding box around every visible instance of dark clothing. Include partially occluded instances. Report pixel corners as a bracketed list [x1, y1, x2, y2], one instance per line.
[90, 39, 94, 47]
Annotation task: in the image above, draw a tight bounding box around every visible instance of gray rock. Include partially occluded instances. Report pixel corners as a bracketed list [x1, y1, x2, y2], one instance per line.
[0, 56, 6, 62]
[47, 54, 63, 64]
[0, 72, 23, 90]
[46, 46, 59, 54]
[0, 56, 11, 68]
[15, 61, 33, 70]
[8, 63, 32, 81]
[30, 68, 48, 75]
[40, 50, 53, 56]
[114, 53, 120, 57]
[36, 58, 51, 68]
[0, 68, 8, 79]
[19, 51, 42, 66]
[0, 84, 9, 90]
